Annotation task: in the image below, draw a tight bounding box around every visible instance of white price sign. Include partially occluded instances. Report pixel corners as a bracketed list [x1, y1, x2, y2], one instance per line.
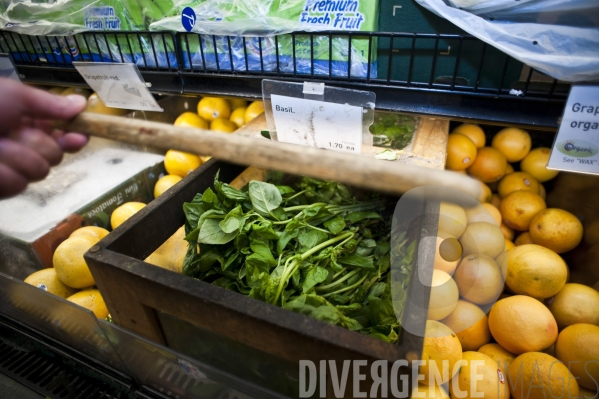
[73, 62, 162, 112]
[270, 94, 363, 154]
[548, 85, 599, 174]
[0, 54, 20, 82]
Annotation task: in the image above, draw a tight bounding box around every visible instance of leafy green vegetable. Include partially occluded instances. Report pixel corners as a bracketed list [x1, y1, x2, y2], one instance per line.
[182, 173, 403, 343]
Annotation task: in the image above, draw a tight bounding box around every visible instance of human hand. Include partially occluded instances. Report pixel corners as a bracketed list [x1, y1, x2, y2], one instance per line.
[0, 78, 89, 199]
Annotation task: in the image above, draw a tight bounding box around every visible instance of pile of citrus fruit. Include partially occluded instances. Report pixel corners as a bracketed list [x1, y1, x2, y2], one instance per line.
[418, 123, 599, 398]
[154, 97, 265, 198]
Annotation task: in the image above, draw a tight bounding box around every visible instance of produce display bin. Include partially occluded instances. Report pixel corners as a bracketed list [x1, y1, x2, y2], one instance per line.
[84, 159, 431, 398]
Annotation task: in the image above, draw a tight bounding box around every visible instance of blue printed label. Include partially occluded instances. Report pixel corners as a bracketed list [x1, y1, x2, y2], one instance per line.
[300, 0, 365, 30]
[182, 7, 196, 32]
[84, 7, 121, 30]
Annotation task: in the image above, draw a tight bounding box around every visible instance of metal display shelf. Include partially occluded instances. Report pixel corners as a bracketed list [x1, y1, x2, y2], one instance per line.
[1, 30, 566, 128]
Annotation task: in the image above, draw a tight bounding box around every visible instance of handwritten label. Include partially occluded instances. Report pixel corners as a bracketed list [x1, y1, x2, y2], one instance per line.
[0, 54, 20, 82]
[548, 85, 599, 174]
[270, 94, 362, 153]
[73, 62, 162, 112]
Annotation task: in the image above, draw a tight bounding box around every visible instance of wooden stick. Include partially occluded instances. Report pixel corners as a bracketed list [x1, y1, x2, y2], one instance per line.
[56, 112, 484, 201]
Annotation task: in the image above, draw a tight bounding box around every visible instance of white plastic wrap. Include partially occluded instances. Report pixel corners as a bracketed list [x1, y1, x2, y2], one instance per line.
[415, 0, 599, 82]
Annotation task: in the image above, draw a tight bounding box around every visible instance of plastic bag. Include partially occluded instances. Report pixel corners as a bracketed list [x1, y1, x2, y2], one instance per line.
[415, 0, 599, 82]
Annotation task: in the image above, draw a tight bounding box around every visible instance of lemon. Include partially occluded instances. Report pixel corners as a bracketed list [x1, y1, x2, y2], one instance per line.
[110, 202, 146, 230]
[506, 244, 568, 299]
[210, 118, 237, 133]
[229, 107, 247, 128]
[53, 237, 96, 289]
[154, 174, 183, 198]
[67, 288, 109, 319]
[488, 295, 558, 354]
[446, 133, 477, 171]
[452, 123, 485, 148]
[529, 208, 583, 254]
[520, 147, 559, 182]
[428, 269, 460, 320]
[467, 147, 507, 183]
[478, 343, 516, 374]
[144, 226, 186, 273]
[412, 383, 449, 398]
[174, 112, 208, 129]
[164, 149, 202, 177]
[245, 101, 264, 123]
[555, 324, 599, 390]
[441, 299, 491, 351]
[509, 352, 579, 399]
[227, 98, 248, 110]
[492, 127, 532, 162]
[454, 254, 505, 305]
[69, 226, 110, 244]
[499, 190, 546, 231]
[85, 93, 129, 116]
[24, 268, 78, 298]
[498, 171, 541, 199]
[547, 283, 599, 329]
[420, 320, 462, 385]
[449, 351, 509, 399]
[197, 97, 231, 121]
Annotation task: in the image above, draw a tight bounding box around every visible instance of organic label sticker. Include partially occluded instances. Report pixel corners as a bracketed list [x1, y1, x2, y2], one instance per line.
[498, 369, 505, 384]
[36, 284, 48, 291]
[556, 139, 599, 158]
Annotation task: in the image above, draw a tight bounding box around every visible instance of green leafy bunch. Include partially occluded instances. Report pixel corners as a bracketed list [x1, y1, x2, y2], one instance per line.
[182, 172, 401, 343]
[369, 113, 417, 150]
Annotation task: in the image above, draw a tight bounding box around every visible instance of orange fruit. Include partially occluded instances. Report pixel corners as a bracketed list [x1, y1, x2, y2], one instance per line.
[67, 288, 109, 319]
[446, 133, 477, 171]
[197, 97, 231, 121]
[529, 208, 583, 253]
[492, 127, 532, 162]
[514, 232, 533, 246]
[497, 171, 541, 199]
[428, 269, 460, 320]
[478, 343, 516, 374]
[501, 223, 515, 241]
[454, 254, 505, 305]
[441, 300, 491, 351]
[452, 123, 485, 148]
[24, 268, 79, 298]
[506, 244, 568, 299]
[508, 352, 579, 399]
[244, 100, 264, 123]
[555, 323, 599, 390]
[420, 320, 463, 385]
[164, 150, 202, 177]
[229, 107, 247, 128]
[467, 147, 507, 183]
[154, 174, 183, 198]
[499, 191, 546, 231]
[210, 118, 237, 133]
[520, 147, 559, 182]
[110, 202, 146, 230]
[459, 222, 506, 258]
[547, 283, 599, 329]
[488, 295, 558, 354]
[173, 112, 208, 129]
[449, 351, 509, 399]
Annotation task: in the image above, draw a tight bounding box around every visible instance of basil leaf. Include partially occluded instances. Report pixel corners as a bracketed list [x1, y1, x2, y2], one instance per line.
[198, 219, 237, 245]
[277, 229, 298, 254]
[249, 180, 282, 215]
[219, 205, 244, 234]
[298, 230, 329, 252]
[302, 266, 328, 293]
[324, 215, 346, 234]
[249, 234, 276, 265]
[346, 211, 381, 223]
[337, 254, 375, 269]
[220, 183, 250, 202]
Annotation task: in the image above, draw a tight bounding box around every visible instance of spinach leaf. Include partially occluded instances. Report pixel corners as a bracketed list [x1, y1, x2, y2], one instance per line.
[302, 266, 328, 293]
[324, 216, 346, 234]
[337, 254, 375, 270]
[298, 229, 328, 252]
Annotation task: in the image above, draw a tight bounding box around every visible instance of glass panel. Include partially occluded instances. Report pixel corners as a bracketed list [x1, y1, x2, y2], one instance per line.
[0, 272, 125, 373]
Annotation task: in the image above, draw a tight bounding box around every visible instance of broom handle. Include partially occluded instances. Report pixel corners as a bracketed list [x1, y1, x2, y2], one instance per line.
[55, 112, 484, 201]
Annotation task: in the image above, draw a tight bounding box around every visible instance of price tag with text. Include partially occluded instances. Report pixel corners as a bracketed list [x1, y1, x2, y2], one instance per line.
[73, 62, 162, 112]
[548, 85, 599, 174]
[0, 54, 20, 82]
[270, 94, 363, 153]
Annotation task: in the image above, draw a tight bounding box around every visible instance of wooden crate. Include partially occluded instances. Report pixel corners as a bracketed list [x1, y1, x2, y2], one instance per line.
[85, 160, 430, 398]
